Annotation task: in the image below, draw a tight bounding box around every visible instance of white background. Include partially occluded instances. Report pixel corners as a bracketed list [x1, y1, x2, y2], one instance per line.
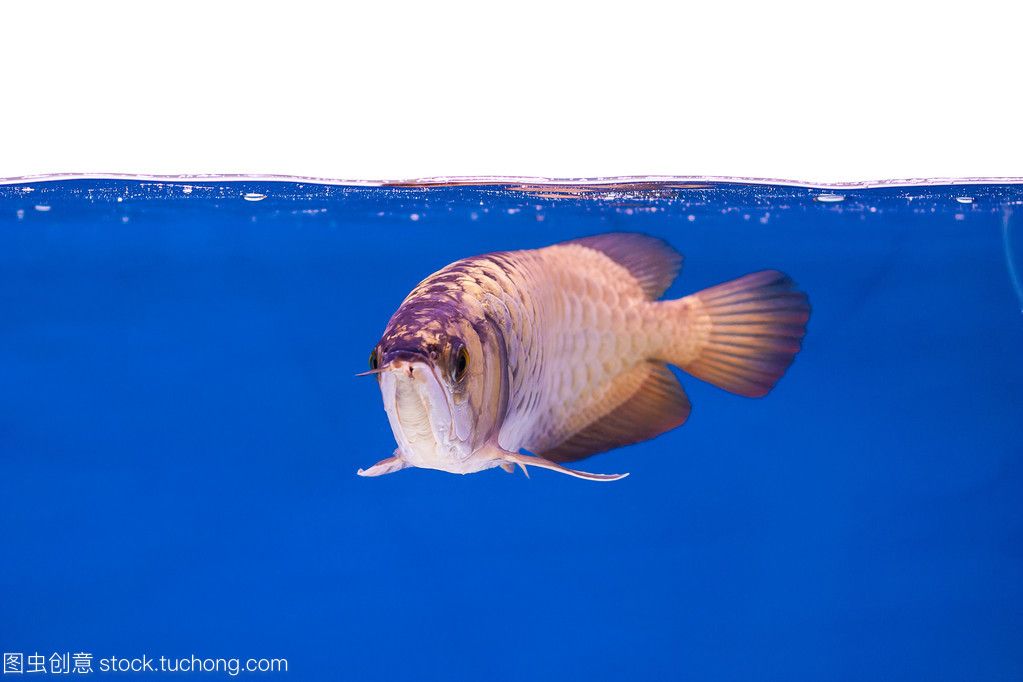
[2, 0, 1020, 183]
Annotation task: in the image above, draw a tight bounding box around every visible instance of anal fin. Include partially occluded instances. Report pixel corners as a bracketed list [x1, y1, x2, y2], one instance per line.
[541, 362, 691, 464]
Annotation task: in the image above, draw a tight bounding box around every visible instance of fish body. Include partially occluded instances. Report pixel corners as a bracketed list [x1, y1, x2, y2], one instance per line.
[359, 233, 809, 481]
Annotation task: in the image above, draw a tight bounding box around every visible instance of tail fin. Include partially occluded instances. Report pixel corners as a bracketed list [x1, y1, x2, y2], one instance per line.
[662, 270, 810, 398]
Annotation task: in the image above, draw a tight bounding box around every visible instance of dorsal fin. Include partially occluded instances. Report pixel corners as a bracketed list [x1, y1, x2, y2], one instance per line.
[566, 232, 683, 300]
[540, 362, 691, 463]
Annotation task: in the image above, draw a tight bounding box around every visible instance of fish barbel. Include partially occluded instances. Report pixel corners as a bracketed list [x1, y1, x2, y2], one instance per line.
[358, 232, 809, 481]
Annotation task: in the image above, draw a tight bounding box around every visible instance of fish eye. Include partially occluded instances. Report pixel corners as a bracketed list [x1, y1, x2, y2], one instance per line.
[452, 345, 469, 382]
[368, 348, 379, 371]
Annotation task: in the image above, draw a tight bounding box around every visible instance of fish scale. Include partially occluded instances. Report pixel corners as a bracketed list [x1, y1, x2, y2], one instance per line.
[491, 244, 655, 453]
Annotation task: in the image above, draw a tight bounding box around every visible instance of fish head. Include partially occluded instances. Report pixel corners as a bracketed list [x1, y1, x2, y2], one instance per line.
[367, 296, 507, 472]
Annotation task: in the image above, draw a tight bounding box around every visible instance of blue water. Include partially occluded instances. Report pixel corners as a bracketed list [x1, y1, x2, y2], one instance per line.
[2, 179, 1021, 680]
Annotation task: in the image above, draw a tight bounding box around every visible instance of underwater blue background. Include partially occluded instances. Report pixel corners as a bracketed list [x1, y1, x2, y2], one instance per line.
[2, 180, 1021, 680]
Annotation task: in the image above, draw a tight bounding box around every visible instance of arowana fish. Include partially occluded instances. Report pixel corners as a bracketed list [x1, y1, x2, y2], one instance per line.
[358, 232, 809, 481]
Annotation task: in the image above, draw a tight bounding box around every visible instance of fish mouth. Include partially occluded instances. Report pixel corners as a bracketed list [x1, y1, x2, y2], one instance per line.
[355, 348, 431, 378]
[382, 347, 430, 366]
[356, 348, 431, 378]
[381, 352, 440, 385]
[378, 359, 462, 467]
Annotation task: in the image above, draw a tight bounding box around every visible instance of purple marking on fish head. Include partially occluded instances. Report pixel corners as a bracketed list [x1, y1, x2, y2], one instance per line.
[378, 295, 465, 364]
[370, 284, 509, 453]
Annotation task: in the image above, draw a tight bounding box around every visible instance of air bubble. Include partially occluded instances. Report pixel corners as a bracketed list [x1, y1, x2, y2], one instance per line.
[956, 197, 974, 204]
[243, 193, 267, 202]
[816, 194, 845, 203]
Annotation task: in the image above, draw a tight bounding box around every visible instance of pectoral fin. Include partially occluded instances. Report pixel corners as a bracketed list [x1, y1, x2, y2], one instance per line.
[489, 445, 628, 482]
[357, 451, 408, 477]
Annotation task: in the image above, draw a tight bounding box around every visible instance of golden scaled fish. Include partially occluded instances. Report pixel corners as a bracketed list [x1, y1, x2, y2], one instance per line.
[358, 232, 809, 481]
